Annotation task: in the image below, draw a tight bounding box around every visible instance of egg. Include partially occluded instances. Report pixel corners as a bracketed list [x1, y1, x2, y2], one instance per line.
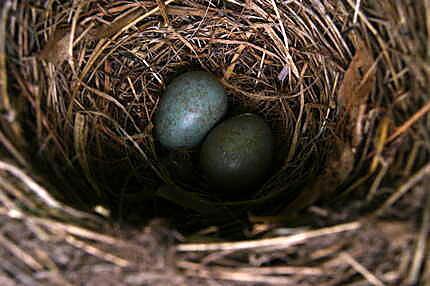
[155, 71, 227, 149]
[200, 113, 274, 195]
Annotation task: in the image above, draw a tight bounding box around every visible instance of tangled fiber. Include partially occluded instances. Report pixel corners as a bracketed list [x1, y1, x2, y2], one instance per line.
[0, 0, 429, 285]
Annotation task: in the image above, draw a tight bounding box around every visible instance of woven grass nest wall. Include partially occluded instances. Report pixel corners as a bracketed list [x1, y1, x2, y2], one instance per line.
[0, 0, 429, 285]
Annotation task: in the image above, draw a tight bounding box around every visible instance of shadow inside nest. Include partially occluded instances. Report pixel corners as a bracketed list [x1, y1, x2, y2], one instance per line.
[25, 62, 336, 238]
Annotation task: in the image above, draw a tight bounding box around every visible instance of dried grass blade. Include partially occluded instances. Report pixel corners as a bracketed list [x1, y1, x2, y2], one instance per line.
[376, 163, 430, 215]
[177, 221, 361, 252]
[65, 236, 131, 267]
[73, 113, 101, 197]
[0, 2, 22, 142]
[340, 252, 385, 286]
[0, 160, 60, 208]
[407, 192, 430, 284]
[0, 233, 43, 271]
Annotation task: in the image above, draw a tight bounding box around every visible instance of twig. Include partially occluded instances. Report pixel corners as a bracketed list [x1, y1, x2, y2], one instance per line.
[115, 0, 176, 35]
[178, 261, 324, 276]
[0, 0, 22, 142]
[0, 233, 43, 271]
[376, 163, 430, 216]
[387, 100, 430, 143]
[155, 0, 170, 26]
[31, 217, 128, 246]
[0, 130, 27, 167]
[177, 221, 361, 252]
[340, 252, 385, 286]
[182, 266, 294, 285]
[0, 160, 60, 208]
[353, 0, 361, 24]
[407, 191, 430, 284]
[65, 236, 131, 267]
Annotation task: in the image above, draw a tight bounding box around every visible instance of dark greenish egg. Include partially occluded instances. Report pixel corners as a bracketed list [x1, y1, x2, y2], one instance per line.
[155, 71, 227, 149]
[200, 113, 274, 195]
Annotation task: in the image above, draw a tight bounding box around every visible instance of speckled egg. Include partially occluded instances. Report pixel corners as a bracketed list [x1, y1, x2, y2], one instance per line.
[155, 71, 227, 149]
[200, 113, 274, 194]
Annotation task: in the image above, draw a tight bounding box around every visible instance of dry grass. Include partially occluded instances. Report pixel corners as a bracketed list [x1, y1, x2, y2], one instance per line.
[0, 0, 429, 285]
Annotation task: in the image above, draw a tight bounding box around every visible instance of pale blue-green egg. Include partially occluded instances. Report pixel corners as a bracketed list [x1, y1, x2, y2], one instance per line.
[155, 71, 227, 149]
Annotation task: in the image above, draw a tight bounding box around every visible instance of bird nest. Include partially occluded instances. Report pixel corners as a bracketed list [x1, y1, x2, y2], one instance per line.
[0, 0, 429, 285]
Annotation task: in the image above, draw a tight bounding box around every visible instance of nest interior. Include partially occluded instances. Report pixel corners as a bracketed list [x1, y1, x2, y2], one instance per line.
[0, 0, 429, 285]
[7, 0, 353, 228]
